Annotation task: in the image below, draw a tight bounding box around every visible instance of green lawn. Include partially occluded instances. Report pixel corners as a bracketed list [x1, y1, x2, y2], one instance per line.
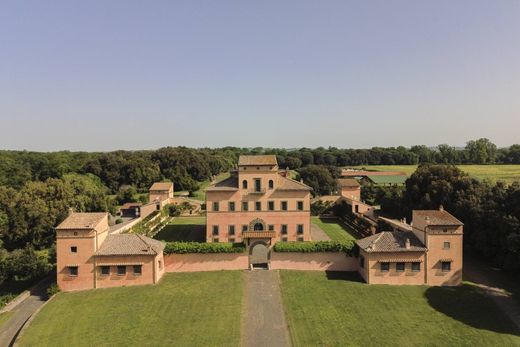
[280, 271, 520, 346]
[311, 216, 357, 241]
[349, 165, 520, 184]
[0, 311, 13, 329]
[154, 216, 206, 242]
[18, 272, 244, 347]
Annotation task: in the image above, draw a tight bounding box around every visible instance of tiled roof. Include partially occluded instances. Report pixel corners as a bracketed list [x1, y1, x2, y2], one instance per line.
[238, 155, 278, 166]
[414, 209, 463, 226]
[56, 212, 107, 230]
[356, 231, 426, 253]
[149, 182, 173, 191]
[95, 234, 165, 256]
[337, 178, 360, 187]
[277, 176, 312, 191]
[120, 202, 142, 209]
[205, 176, 239, 191]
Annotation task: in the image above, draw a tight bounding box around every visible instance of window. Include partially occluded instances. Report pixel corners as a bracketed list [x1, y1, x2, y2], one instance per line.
[443, 241, 451, 249]
[255, 201, 261, 211]
[242, 180, 248, 189]
[396, 262, 405, 272]
[229, 237, 235, 243]
[380, 262, 390, 272]
[68, 266, 78, 277]
[100, 266, 110, 275]
[228, 225, 235, 235]
[268, 180, 274, 189]
[443, 228, 448, 233]
[281, 201, 288, 211]
[441, 261, 451, 272]
[229, 201, 235, 211]
[268, 201, 274, 211]
[117, 266, 126, 276]
[242, 225, 248, 232]
[297, 224, 304, 234]
[212, 202, 219, 211]
[133, 265, 142, 275]
[411, 262, 421, 272]
[242, 201, 248, 211]
[297, 236, 304, 242]
[212, 225, 219, 236]
[254, 178, 261, 192]
[359, 256, 365, 269]
[297, 201, 304, 211]
[268, 224, 274, 231]
[281, 224, 288, 235]
[70, 246, 77, 253]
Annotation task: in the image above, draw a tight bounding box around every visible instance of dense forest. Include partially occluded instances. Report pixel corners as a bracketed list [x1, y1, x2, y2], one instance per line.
[0, 138, 519, 292]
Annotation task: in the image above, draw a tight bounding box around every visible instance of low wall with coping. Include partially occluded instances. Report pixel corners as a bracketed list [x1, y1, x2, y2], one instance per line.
[0, 290, 30, 314]
[270, 252, 357, 271]
[164, 253, 249, 272]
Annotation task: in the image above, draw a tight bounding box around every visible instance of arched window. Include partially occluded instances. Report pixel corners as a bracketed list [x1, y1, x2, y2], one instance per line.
[253, 223, 264, 231]
[242, 180, 248, 189]
[268, 180, 274, 189]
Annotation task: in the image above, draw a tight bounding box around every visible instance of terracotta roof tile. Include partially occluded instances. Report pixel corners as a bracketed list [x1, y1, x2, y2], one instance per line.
[56, 212, 107, 230]
[337, 178, 360, 187]
[413, 209, 463, 226]
[95, 234, 165, 256]
[238, 155, 278, 166]
[277, 176, 312, 191]
[149, 182, 173, 191]
[205, 176, 239, 191]
[356, 231, 426, 253]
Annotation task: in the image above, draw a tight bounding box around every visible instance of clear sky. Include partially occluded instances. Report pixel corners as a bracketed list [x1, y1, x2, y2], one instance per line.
[1, 1, 519, 151]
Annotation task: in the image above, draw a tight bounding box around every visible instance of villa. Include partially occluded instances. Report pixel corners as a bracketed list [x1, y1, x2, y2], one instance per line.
[205, 155, 312, 267]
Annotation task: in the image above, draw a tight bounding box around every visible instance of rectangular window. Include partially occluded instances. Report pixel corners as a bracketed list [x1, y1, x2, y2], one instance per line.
[229, 202, 235, 211]
[254, 178, 261, 192]
[100, 266, 110, 276]
[297, 236, 304, 242]
[441, 261, 451, 272]
[133, 265, 142, 275]
[212, 202, 219, 211]
[117, 266, 126, 276]
[255, 201, 261, 211]
[297, 224, 304, 234]
[380, 262, 390, 272]
[411, 262, 421, 272]
[70, 246, 77, 253]
[268, 201, 274, 211]
[359, 256, 365, 269]
[242, 201, 248, 211]
[281, 224, 288, 235]
[242, 225, 248, 232]
[69, 266, 78, 277]
[268, 224, 274, 231]
[281, 201, 288, 211]
[212, 225, 219, 236]
[297, 201, 304, 211]
[443, 241, 451, 249]
[229, 237, 235, 243]
[396, 262, 405, 272]
[228, 225, 235, 235]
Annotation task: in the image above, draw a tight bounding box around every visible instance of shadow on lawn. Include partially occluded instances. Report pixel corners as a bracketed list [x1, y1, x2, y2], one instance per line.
[154, 224, 206, 242]
[425, 284, 520, 336]
[325, 271, 364, 283]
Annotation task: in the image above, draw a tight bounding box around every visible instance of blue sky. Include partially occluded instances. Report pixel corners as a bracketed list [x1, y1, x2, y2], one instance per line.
[1, 1, 519, 151]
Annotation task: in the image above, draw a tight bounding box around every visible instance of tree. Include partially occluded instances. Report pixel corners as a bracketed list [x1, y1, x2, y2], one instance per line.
[465, 138, 497, 164]
[299, 165, 338, 196]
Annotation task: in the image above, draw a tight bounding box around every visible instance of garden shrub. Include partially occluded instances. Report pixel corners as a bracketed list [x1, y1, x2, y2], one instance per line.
[47, 283, 60, 298]
[164, 242, 245, 254]
[273, 241, 354, 255]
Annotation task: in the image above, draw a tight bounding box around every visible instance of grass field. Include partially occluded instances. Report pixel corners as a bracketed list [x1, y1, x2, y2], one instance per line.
[349, 165, 520, 184]
[311, 217, 358, 241]
[17, 272, 244, 347]
[154, 216, 206, 242]
[280, 271, 520, 346]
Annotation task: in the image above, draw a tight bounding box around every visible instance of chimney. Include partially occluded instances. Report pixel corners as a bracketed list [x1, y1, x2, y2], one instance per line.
[405, 238, 411, 249]
[439, 204, 444, 211]
[425, 216, 430, 224]
[300, 178, 304, 183]
[68, 207, 74, 215]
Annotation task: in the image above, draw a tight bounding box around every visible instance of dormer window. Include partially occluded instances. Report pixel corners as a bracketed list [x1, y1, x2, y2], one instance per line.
[242, 180, 248, 189]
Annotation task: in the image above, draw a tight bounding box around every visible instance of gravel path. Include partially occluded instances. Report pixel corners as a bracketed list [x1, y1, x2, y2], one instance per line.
[310, 223, 331, 241]
[242, 270, 291, 347]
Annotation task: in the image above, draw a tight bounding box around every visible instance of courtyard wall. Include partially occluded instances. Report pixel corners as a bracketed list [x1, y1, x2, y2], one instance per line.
[164, 253, 249, 272]
[270, 252, 357, 271]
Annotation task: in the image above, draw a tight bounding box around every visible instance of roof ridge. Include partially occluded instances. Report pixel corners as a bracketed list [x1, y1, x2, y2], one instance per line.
[369, 232, 386, 250]
[280, 175, 311, 188]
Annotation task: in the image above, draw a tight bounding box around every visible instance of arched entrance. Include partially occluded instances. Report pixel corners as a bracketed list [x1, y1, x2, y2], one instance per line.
[253, 223, 264, 231]
[249, 241, 269, 269]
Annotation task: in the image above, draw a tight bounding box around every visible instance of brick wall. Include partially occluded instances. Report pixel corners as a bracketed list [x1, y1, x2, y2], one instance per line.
[270, 252, 357, 271]
[164, 253, 249, 272]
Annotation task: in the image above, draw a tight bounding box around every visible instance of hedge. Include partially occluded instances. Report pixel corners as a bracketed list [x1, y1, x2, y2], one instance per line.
[164, 242, 246, 254]
[273, 241, 355, 255]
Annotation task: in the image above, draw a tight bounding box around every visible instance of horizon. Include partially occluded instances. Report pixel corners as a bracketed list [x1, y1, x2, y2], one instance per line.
[1, 1, 519, 151]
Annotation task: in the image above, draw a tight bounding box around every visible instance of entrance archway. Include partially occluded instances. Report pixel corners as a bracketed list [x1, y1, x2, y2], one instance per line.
[249, 241, 269, 267]
[253, 223, 264, 231]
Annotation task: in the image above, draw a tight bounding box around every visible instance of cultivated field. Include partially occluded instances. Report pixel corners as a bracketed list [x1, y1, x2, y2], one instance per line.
[311, 217, 357, 241]
[154, 216, 206, 242]
[350, 165, 520, 184]
[280, 271, 520, 346]
[17, 272, 244, 347]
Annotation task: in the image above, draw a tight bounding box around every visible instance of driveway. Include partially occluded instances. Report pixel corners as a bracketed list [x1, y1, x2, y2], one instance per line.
[242, 270, 291, 347]
[0, 276, 52, 346]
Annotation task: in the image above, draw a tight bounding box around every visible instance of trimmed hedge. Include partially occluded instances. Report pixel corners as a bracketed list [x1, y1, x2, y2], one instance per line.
[164, 242, 246, 254]
[273, 241, 355, 255]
